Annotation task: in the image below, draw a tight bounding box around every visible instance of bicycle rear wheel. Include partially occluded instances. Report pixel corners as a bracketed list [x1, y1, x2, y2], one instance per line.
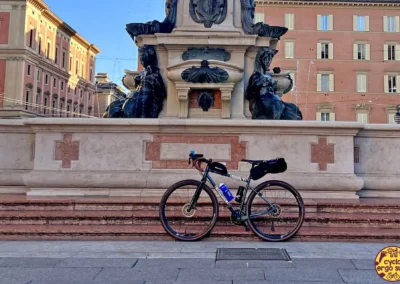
[159, 179, 219, 241]
[246, 180, 305, 242]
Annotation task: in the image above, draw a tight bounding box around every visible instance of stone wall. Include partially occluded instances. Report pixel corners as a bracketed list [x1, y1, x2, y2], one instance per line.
[0, 119, 399, 199]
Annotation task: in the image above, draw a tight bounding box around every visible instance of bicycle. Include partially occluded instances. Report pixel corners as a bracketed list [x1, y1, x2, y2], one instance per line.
[159, 151, 305, 242]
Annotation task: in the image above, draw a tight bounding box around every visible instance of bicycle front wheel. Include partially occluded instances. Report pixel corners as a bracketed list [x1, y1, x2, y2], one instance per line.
[246, 180, 305, 242]
[159, 179, 219, 241]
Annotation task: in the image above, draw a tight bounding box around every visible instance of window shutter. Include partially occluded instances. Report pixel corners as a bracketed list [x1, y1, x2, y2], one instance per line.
[317, 15, 321, 30]
[317, 74, 322, 91]
[353, 15, 357, 31]
[397, 76, 400, 93]
[384, 44, 389, 61]
[317, 43, 321, 59]
[329, 74, 335, 92]
[357, 74, 362, 92]
[330, 113, 336, 121]
[365, 16, 370, 31]
[316, 112, 321, 121]
[353, 44, 358, 59]
[290, 14, 295, 30]
[396, 16, 400, 32]
[384, 16, 388, 32]
[366, 44, 371, 60]
[328, 15, 333, 30]
[396, 45, 400, 61]
[285, 42, 290, 58]
[384, 75, 389, 93]
[329, 43, 334, 59]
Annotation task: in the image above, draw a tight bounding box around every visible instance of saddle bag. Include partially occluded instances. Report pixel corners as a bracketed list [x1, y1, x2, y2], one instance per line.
[250, 158, 287, 180]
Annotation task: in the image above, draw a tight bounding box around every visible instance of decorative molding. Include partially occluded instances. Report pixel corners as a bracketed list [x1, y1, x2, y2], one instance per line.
[73, 101, 78, 105]
[37, 87, 42, 94]
[60, 97, 65, 102]
[6, 57, 25, 61]
[255, 0, 400, 7]
[189, 0, 228, 28]
[67, 99, 72, 103]
[181, 60, 229, 83]
[43, 91, 50, 96]
[311, 137, 335, 171]
[182, 47, 231, 62]
[53, 94, 58, 99]
[79, 103, 84, 107]
[26, 83, 33, 89]
[55, 134, 79, 169]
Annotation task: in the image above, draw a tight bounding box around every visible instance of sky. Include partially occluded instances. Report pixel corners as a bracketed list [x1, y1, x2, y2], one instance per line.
[45, 0, 166, 92]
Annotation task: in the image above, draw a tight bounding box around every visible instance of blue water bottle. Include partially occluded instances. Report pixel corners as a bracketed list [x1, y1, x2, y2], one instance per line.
[219, 183, 234, 203]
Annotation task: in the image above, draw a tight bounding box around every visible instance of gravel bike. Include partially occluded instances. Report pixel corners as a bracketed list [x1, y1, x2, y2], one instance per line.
[159, 151, 305, 242]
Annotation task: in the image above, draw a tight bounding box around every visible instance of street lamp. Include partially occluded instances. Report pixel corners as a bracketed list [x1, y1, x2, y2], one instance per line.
[395, 105, 400, 124]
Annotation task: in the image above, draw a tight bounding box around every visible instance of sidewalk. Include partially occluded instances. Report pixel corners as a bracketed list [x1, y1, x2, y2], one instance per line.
[0, 241, 396, 283]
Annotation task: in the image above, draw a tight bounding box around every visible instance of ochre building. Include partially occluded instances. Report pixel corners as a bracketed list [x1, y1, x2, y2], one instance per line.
[0, 0, 100, 118]
[255, 0, 400, 123]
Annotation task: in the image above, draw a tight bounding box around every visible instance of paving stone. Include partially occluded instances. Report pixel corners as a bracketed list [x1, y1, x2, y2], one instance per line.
[56, 258, 138, 268]
[177, 268, 265, 281]
[264, 267, 344, 282]
[146, 281, 232, 284]
[94, 268, 179, 282]
[338, 269, 387, 283]
[215, 260, 294, 268]
[234, 282, 341, 284]
[134, 258, 215, 269]
[30, 281, 144, 284]
[351, 259, 376, 270]
[73, 252, 148, 259]
[292, 258, 355, 269]
[0, 257, 62, 268]
[147, 252, 216, 259]
[0, 267, 101, 283]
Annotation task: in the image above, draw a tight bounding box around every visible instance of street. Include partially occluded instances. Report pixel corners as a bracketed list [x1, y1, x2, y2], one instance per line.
[0, 241, 395, 283]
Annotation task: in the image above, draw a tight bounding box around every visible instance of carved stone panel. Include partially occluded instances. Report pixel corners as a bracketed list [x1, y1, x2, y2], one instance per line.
[182, 47, 231, 62]
[189, 0, 227, 28]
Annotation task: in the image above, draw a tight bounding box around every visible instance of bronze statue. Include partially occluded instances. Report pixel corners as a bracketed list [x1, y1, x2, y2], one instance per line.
[245, 48, 302, 120]
[241, 0, 288, 39]
[103, 46, 166, 118]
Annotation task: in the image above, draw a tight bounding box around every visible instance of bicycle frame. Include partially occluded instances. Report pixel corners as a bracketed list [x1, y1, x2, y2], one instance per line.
[188, 162, 275, 222]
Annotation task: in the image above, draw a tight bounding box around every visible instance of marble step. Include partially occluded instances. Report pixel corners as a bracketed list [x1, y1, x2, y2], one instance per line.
[0, 224, 398, 242]
[0, 210, 399, 228]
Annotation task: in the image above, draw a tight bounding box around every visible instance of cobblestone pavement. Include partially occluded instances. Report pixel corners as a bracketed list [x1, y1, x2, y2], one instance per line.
[0, 241, 397, 284]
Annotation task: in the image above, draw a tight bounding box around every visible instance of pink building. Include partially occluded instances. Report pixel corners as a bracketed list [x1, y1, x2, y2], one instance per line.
[0, 0, 100, 118]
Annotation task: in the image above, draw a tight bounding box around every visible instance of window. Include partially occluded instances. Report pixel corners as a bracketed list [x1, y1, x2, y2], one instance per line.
[36, 94, 39, 111]
[67, 104, 70, 117]
[318, 15, 332, 31]
[321, 43, 329, 59]
[80, 90, 83, 98]
[317, 74, 334, 92]
[357, 113, 368, 123]
[27, 65, 31, 76]
[285, 41, 294, 58]
[89, 68, 93, 82]
[37, 70, 39, 81]
[388, 45, 395, 60]
[285, 14, 294, 30]
[45, 74, 48, 85]
[321, 74, 329, 92]
[254, 13, 265, 23]
[354, 16, 369, 31]
[88, 107, 91, 116]
[44, 97, 48, 115]
[358, 44, 365, 60]
[46, 41, 50, 58]
[62, 51, 66, 68]
[38, 37, 42, 55]
[353, 43, 370, 60]
[52, 99, 56, 116]
[321, 113, 330, 121]
[68, 85, 70, 94]
[25, 90, 29, 110]
[81, 64, 84, 77]
[69, 55, 72, 72]
[88, 92, 91, 101]
[357, 74, 367, 93]
[385, 16, 396, 32]
[388, 76, 397, 93]
[76, 60, 79, 75]
[29, 28, 34, 48]
[61, 81, 64, 91]
[55, 46, 59, 64]
[53, 78, 56, 88]
[385, 44, 399, 61]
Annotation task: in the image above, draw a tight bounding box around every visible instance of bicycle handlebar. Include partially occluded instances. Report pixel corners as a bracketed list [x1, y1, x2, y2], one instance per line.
[188, 151, 212, 172]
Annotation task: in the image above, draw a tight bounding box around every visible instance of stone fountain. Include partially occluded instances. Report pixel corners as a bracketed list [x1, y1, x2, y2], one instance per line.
[104, 0, 301, 120]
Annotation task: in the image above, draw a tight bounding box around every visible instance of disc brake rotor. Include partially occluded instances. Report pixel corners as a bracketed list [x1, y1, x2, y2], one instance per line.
[182, 203, 196, 218]
[270, 204, 282, 218]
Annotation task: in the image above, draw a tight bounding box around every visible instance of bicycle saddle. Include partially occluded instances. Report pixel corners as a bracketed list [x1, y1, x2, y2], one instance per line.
[241, 159, 264, 164]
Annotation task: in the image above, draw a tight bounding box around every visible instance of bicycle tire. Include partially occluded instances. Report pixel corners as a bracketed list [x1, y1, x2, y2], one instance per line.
[246, 180, 305, 242]
[159, 179, 219, 241]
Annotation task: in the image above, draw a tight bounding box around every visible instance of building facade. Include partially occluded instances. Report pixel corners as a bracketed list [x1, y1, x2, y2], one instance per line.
[0, 0, 100, 118]
[95, 73, 127, 118]
[256, 0, 400, 123]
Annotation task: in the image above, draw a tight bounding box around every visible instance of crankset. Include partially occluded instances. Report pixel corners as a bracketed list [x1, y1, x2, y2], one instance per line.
[230, 210, 250, 231]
